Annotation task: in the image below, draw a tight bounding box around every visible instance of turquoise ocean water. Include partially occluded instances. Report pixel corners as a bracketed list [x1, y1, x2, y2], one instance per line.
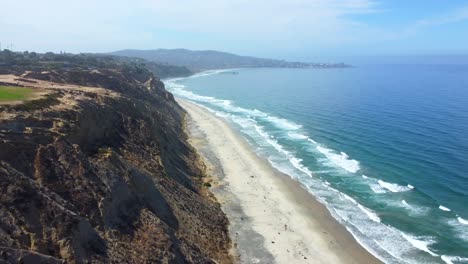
[164, 63, 468, 264]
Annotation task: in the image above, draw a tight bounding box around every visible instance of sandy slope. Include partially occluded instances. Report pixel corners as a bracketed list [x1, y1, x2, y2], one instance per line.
[179, 99, 382, 264]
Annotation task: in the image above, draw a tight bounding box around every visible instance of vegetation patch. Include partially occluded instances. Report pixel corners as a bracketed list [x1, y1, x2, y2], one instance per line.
[11, 92, 61, 111]
[0, 86, 35, 101]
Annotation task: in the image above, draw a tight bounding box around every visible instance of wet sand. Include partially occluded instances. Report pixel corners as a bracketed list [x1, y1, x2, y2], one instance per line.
[179, 98, 382, 264]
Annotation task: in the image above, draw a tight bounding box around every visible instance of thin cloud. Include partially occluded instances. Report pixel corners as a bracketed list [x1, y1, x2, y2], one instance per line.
[0, 0, 466, 56]
[391, 6, 468, 39]
[139, 0, 378, 35]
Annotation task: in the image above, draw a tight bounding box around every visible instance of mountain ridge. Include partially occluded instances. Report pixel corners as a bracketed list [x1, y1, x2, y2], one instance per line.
[110, 48, 350, 72]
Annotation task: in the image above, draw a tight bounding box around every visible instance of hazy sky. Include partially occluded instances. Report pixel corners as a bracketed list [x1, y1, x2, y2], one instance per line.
[1, 0, 468, 60]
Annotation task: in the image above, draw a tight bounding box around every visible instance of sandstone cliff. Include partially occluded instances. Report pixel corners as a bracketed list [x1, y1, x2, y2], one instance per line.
[0, 61, 231, 263]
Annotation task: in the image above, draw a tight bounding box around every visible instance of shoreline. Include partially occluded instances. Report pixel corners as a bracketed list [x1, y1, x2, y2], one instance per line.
[179, 98, 382, 264]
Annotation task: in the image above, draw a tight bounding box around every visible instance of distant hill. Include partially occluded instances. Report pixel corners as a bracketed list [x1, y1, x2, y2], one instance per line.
[111, 55, 193, 78]
[110, 49, 349, 72]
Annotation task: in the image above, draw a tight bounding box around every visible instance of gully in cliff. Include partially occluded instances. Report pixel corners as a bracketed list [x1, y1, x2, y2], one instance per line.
[0, 52, 232, 263]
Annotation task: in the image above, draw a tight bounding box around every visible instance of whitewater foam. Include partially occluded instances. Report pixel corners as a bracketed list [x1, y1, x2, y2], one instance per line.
[230, 115, 253, 128]
[340, 193, 358, 204]
[316, 146, 360, 173]
[357, 204, 381, 223]
[397, 200, 430, 216]
[265, 116, 302, 130]
[164, 72, 462, 264]
[266, 137, 290, 156]
[445, 217, 468, 245]
[328, 189, 440, 263]
[401, 233, 438, 257]
[458, 217, 468, 225]
[170, 80, 308, 135]
[287, 132, 308, 140]
[369, 183, 387, 194]
[373, 239, 405, 263]
[183, 69, 234, 79]
[289, 157, 313, 177]
[441, 255, 468, 264]
[377, 180, 414, 193]
[439, 205, 451, 212]
[168, 77, 363, 181]
[256, 128, 315, 178]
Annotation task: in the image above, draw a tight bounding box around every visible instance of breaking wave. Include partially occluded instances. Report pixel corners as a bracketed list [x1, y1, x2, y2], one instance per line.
[401, 233, 438, 257]
[458, 217, 468, 225]
[439, 205, 451, 212]
[164, 72, 468, 264]
[316, 146, 360, 173]
[441, 255, 468, 264]
[377, 180, 414, 193]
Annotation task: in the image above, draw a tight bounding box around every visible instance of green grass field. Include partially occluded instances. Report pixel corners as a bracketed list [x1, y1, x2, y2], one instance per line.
[0, 86, 35, 101]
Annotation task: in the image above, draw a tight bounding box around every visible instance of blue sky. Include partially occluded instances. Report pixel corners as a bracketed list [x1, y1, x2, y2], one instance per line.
[1, 0, 468, 60]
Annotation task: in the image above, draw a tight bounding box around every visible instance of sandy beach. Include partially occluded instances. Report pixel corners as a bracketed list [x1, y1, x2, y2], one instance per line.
[179, 99, 382, 264]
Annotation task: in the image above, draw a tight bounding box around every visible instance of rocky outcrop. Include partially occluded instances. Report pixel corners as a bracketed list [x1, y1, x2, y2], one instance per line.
[0, 65, 231, 263]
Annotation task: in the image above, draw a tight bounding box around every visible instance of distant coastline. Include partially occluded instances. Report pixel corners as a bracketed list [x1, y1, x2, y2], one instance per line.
[110, 48, 351, 72]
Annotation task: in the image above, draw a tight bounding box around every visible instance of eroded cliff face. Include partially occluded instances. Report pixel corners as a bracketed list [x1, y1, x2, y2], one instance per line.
[0, 68, 231, 263]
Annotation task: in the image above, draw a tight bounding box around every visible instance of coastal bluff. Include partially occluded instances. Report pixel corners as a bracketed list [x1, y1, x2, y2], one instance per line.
[0, 56, 232, 263]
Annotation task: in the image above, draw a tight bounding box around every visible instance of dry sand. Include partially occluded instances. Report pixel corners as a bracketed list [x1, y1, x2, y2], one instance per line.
[179, 99, 382, 264]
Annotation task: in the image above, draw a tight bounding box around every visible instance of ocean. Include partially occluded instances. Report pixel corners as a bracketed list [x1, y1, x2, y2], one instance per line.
[164, 62, 468, 264]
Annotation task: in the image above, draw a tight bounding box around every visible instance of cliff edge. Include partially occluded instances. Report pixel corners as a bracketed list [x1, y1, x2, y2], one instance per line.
[0, 56, 232, 263]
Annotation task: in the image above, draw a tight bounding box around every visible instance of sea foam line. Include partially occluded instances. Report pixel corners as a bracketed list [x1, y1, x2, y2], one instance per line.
[358, 204, 381, 223]
[255, 125, 313, 177]
[202, 101, 445, 262]
[399, 200, 430, 216]
[316, 146, 360, 173]
[167, 76, 362, 177]
[439, 205, 451, 212]
[164, 73, 459, 264]
[458, 217, 468, 225]
[401, 233, 438, 257]
[441, 255, 468, 264]
[377, 179, 414, 193]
